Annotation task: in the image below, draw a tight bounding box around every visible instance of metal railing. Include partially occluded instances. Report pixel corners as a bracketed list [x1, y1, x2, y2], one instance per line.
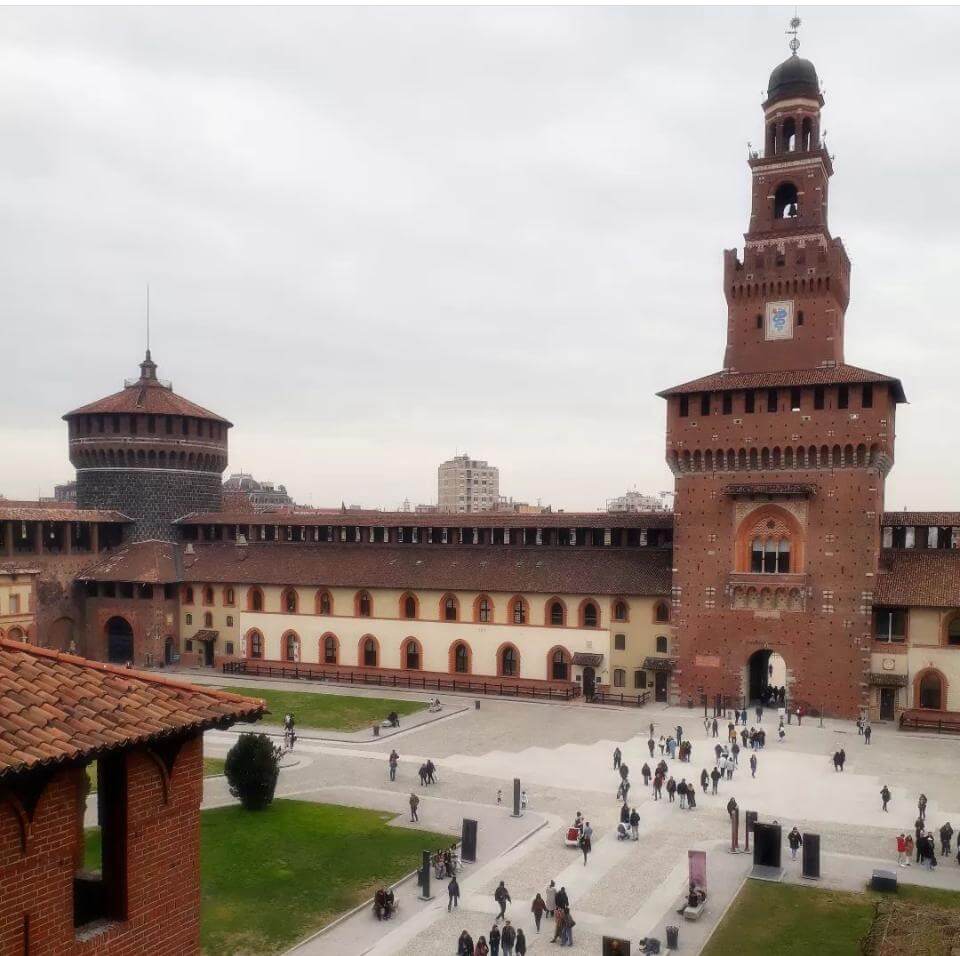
[588, 690, 651, 708]
[899, 713, 960, 735]
[222, 660, 578, 701]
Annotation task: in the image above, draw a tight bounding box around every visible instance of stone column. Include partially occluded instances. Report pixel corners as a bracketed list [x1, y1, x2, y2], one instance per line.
[34, 522, 43, 554]
[91, 523, 100, 553]
[3, 522, 13, 556]
[65, 521, 73, 555]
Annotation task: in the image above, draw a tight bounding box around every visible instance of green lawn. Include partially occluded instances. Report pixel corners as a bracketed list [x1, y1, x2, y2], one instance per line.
[86, 756, 225, 792]
[220, 685, 426, 731]
[85, 799, 449, 955]
[703, 880, 960, 956]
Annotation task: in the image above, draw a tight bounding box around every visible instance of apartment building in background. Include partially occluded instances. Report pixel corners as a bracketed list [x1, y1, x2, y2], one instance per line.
[438, 454, 499, 513]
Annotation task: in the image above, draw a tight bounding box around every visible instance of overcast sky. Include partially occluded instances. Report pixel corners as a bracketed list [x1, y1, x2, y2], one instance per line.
[2, 6, 959, 512]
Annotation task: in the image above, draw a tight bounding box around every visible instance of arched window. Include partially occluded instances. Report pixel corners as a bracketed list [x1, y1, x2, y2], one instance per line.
[322, 634, 338, 664]
[357, 591, 372, 617]
[782, 117, 797, 151]
[284, 632, 300, 662]
[500, 645, 518, 676]
[224, 587, 235, 606]
[203, 586, 214, 605]
[801, 116, 813, 150]
[656, 636, 668, 654]
[774, 182, 799, 219]
[613, 600, 629, 622]
[548, 600, 565, 626]
[402, 594, 418, 619]
[918, 670, 944, 710]
[581, 601, 599, 628]
[247, 588, 263, 612]
[282, 588, 298, 614]
[613, 668, 626, 688]
[654, 601, 670, 623]
[510, 597, 527, 625]
[442, 594, 459, 622]
[247, 630, 263, 659]
[551, 649, 570, 681]
[362, 637, 378, 667]
[184, 586, 194, 605]
[203, 612, 213, 627]
[475, 595, 492, 624]
[403, 638, 421, 670]
[316, 590, 332, 615]
[453, 642, 470, 674]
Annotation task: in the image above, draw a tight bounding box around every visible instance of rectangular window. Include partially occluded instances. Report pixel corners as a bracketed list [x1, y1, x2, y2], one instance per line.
[790, 388, 802, 411]
[873, 607, 906, 642]
[226, 615, 234, 627]
[613, 669, 625, 688]
[766, 389, 778, 413]
[862, 384, 873, 408]
[614, 634, 626, 651]
[225, 641, 234, 655]
[744, 390, 755, 414]
[700, 394, 710, 416]
[722, 393, 732, 415]
[185, 639, 193, 651]
[838, 385, 849, 409]
[634, 670, 647, 689]
[814, 386, 825, 410]
[679, 395, 689, 417]
[9, 593, 20, 614]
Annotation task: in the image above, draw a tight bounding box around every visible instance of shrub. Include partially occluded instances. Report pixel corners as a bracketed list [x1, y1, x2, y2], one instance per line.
[224, 733, 282, 810]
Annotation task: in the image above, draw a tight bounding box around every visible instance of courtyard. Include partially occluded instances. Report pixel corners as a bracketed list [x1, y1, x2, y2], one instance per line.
[166, 674, 960, 954]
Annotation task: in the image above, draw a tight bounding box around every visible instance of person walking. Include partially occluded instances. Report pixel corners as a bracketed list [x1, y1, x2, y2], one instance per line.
[788, 827, 803, 860]
[448, 876, 460, 912]
[941, 822, 954, 857]
[388, 749, 399, 782]
[409, 792, 419, 822]
[630, 806, 640, 840]
[856, 716, 863, 735]
[676, 725, 684, 747]
[700, 768, 709, 793]
[580, 822, 592, 865]
[919, 793, 928, 823]
[904, 833, 914, 865]
[613, 747, 622, 770]
[642, 762, 652, 786]
[555, 886, 569, 911]
[731, 741, 740, 767]
[545, 880, 557, 917]
[494, 881, 511, 920]
[515, 928, 527, 956]
[712, 717, 719, 738]
[474, 935, 488, 956]
[647, 736, 655, 758]
[551, 909, 565, 944]
[880, 785, 891, 812]
[678, 779, 687, 809]
[915, 818, 925, 863]
[457, 930, 475, 956]
[659, 736, 666, 755]
[501, 921, 516, 956]
[561, 907, 575, 946]
[489, 924, 501, 956]
[711, 766, 721, 795]
[531, 893, 546, 932]
[750, 753, 758, 778]
[666, 777, 677, 803]
[652, 773, 663, 801]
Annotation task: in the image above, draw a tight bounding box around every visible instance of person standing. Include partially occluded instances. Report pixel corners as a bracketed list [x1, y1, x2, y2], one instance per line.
[458, 930, 475, 956]
[448, 876, 460, 912]
[700, 768, 709, 793]
[561, 907, 575, 946]
[915, 818, 925, 863]
[489, 924, 501, 956]
[409, 792, 419, 822]
[880, 785, 891, 812]
[551, 909, 565, 944]
[676, 724, 684, 747]
[613, 747, 622, 770]
[666, 777, 676, 804]
[642, 762, 652, 786]
[941, 822, 954, 857]
[788, 827, 803, 860]
[904, 833, 914, 865]
[580, 822, 592, 865]
[678, 779, 687, 809]
[630, 806, 640, 840]
[712, 718, 719, 738]
[896, 833, 907, 867]
[864, 724, 872, 745]
[545, 880, 557, 917]
[389, 749, 399, 781]
[647, 736, 655, 758]
[919, 793, 928, 823]
[494, 881, 511, 920]
[652, 773, 663, 801]
[475, 935, 488, 956]
[515, 928, 527, 956]
[711, 767, 721, 795]
[750, 753, 758, 778]
[501, 921, 516, 956]
[727, 796, 738, 821]
[531, 893, 546, 932]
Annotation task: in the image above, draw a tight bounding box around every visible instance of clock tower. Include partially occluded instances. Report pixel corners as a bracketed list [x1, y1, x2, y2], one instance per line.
[660, 28, 906, 719]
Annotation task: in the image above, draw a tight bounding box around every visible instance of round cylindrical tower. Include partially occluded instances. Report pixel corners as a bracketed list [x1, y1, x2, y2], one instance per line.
[63, 352, 231, 541]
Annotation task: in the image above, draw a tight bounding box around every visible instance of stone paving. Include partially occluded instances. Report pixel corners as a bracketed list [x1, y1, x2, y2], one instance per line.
[164, 672, 960, 954]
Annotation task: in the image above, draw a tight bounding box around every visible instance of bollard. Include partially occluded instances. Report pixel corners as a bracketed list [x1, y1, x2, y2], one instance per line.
[372, 724, 380, 737]
[475, 699, 480, 710]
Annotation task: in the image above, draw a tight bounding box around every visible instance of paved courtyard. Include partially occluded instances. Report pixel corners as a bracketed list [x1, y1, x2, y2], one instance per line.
[180, 673, 960, 954]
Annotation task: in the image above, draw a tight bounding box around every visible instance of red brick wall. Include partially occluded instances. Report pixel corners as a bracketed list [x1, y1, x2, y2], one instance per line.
[0, 734, 203, 956]
[83, 596, 180, 667]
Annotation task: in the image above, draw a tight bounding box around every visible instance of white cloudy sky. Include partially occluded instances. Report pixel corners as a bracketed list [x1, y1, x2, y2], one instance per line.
[2, 6, 959, 511]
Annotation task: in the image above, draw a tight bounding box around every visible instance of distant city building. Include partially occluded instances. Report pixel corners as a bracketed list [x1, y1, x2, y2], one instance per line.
[222, 473, 294, 512]
[414, 503, 439, 514]
[438, 455, 499, 513]
[496, 497, 552, 515]
[54, 481, 77, 503]
[606, 490, 668, 513]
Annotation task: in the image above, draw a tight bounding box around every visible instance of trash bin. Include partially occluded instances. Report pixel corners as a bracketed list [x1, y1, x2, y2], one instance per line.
[475, 699, 481, 710]
[666, 925, 679, 950]
[372, 724, 380, 737]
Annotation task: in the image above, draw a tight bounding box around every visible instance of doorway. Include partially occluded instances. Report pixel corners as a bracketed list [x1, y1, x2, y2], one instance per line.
[203, 640, 215, 667]
[164, 637, 175, 666]
[582, 666, 596, 700]
[654, 671, 668, 703]
[106, 617, 134, 664]
[879, 687, 896, 721]
[747, 649, 787, 705]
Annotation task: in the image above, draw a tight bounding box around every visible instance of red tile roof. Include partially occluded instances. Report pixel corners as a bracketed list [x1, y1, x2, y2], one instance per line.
[78, 541, 182, 584]
[0, 640, 264, 779]
[0, 506, 130, 523]
[64, 380, 231, 425]
[881, 512, 960, 527]
[875, 550, 960, 608]
[179, 542, 674, 596]
[177, 510, 675, 530]
[657, 364, 906, 402]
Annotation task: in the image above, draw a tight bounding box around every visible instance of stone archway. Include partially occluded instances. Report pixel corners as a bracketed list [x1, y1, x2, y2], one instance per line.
[105, 616, 134, 664]
[746, 649, 787, 705]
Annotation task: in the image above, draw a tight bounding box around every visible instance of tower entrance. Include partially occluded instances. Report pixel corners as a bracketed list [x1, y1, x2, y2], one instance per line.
[106, 616, 134, 664]
[747, 649, 786, 705]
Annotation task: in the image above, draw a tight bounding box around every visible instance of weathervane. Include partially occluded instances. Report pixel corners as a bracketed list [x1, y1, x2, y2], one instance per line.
[786, 11, 802, 56]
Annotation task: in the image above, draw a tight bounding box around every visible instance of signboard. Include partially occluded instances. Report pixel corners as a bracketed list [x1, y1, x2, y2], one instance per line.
[694, 654, 721, 669]
[765, 299, 794, 340]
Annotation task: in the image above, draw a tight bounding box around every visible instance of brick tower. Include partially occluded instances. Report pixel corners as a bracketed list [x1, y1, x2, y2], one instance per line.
[659, 38, 906, 718]
[64, 352, 231, 541]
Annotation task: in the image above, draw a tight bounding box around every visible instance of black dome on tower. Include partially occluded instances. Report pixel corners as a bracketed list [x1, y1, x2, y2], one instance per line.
[766, 54, 819, 104]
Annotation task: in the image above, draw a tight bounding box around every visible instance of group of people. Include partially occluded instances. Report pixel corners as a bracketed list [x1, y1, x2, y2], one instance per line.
[418, 759, 438, 785]
[373, 887, 396, 920]
[855, 715, 873, 743]
[433, 845, 460, 880]
[458, 881, 576, 950]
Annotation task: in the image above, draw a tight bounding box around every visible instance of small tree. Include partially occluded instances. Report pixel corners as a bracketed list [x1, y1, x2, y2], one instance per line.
[225, 733, 282, 810]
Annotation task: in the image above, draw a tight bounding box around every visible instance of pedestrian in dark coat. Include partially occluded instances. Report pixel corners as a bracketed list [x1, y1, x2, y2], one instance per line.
[711, 718, 718, 738]
[710, 767, 721, 794]
[880, 785, 891, 812]
[501, 921, 516, 956]
[642, 762, 652, 786]
[630, 807, 640, 839]
[494, 881, 511, 920]
[864, 724, 872, 744]
[489, 924, 501, 956]
[941, 822, 954, 857]
[788, 827, 803, 860]
[750, 753, 758, 778]
[919, 794, 928, 822]
[458, 930, 475, 956]
[515, 928, 527, 955]
[620, 802, 630, 825]
[555, 886, 569, 910]
[666, 777, 677, 803]
[448, 877, 460, 911]
[531, 894, 546, 932]
[700, 768, 709, 793]
[647, 737, 655, 758]
[613, 747, 621, 769]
